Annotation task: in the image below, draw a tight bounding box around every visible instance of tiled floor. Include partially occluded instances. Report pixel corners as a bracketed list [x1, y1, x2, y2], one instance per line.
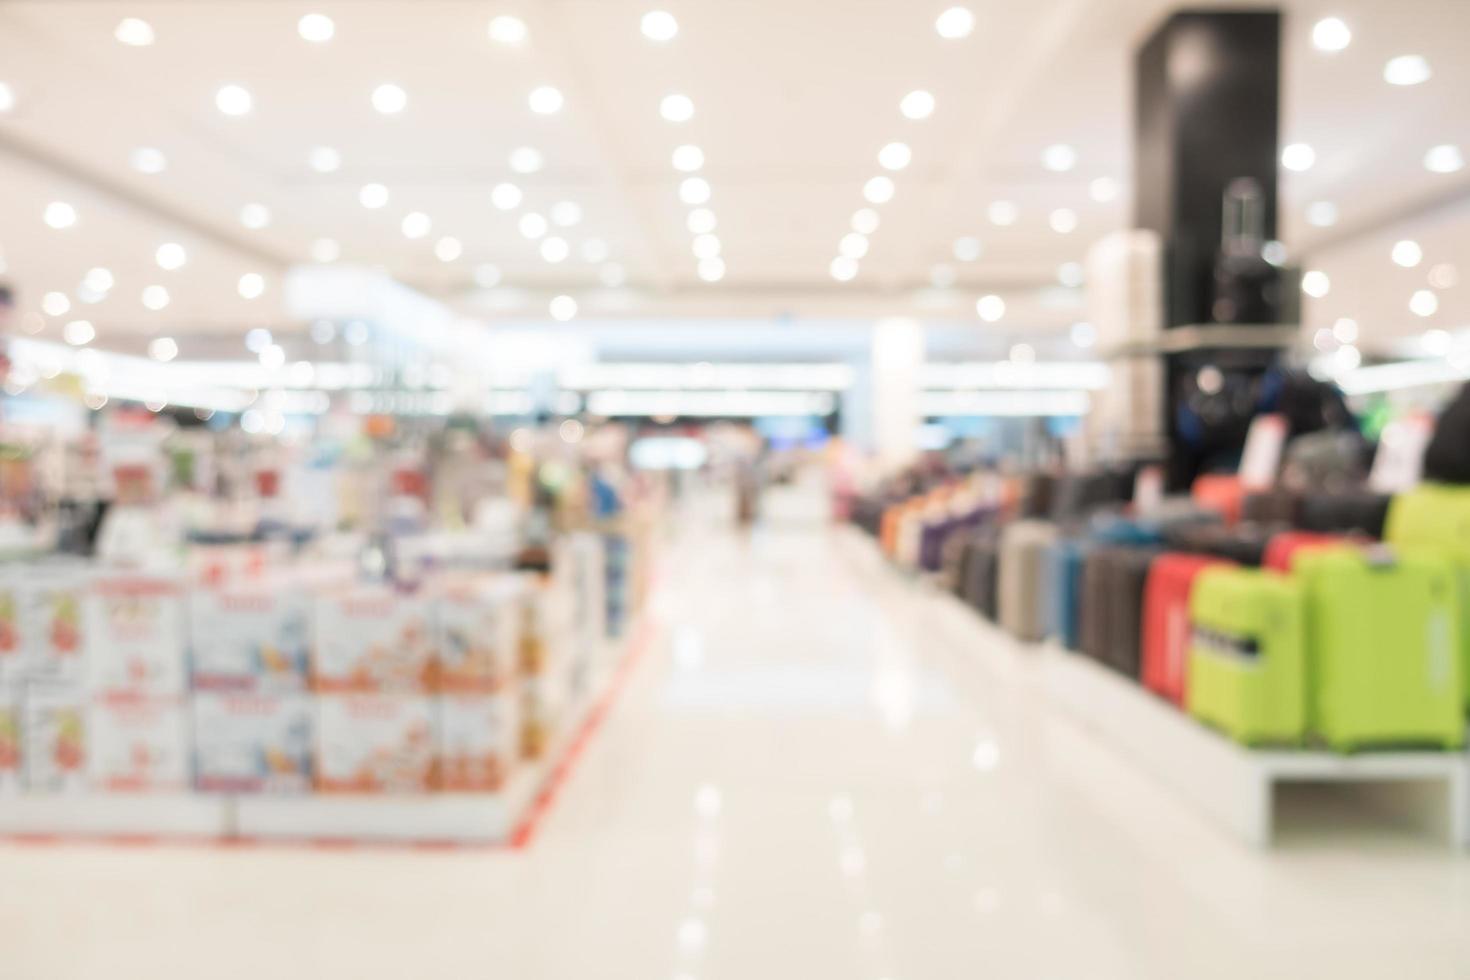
[2, 495, 1468, 979]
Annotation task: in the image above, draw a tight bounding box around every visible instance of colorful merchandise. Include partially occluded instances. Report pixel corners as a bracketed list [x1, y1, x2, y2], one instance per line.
[23, 686, 88, 792]
[1141, 553, 1232, 706]
[315, 695, 437, 793]
[192, 693, 313, 793]
[436, 576, 525, 694]
[438, 693, 519, 792]
[312, 587, 438, 693]
[1385, 484, 1470, 707]
[0, 696, 20, 793]
[85, 573, 187, 695]
[189, 581, 311, 692]
[87, 693, 190, 792]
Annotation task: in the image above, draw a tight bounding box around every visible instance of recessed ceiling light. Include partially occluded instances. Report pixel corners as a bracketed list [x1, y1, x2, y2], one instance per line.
[692, 234, 722, 260]
[0, 82, 13, 113]
[491, 182, 523, 210]
[148, 337, 179, 362]
[1057, 261, 1084, 287]
[115, 17, 155, 46]
[935, 6, 975, 39]
[1041, 144, 1076, 172]
[509, 146, 544, 174]
[1088, 177, 1120, 203]
[44, 201, 77, 229]
[42, 292, 71, 317]
[549, 295, 578, 321]
[298, 13, 335, 42]
[528, 85, 564, 114]
[540, 236, 569, 262]
[599, 263, 627, 287]
[1049, 208, 1078, 234]
[863, 176, 895, 204]
[679, 177, 712, 205]
[141, 285, 170, 311]
[155, 242, 187, 271]
[580, 238, 610, 263]
[987, 200, 1018, 226]
[519, 213, 548, 239]
[839, 233, 869, 260]
[308, 146, 341, 173]
[1392, 239, 1423, 268]
[1428, 263, 1458, 290]
[1070, 321, 1097, 348]
[401, 211, 432, 239]
[1311, 17, 1351, 52]
[359, 183, 390, 209]
[697, 258, 726, 283]
[900, 90, 935, 120]
[1301, 269, 1330, 298]
[488, 15, 529, 46]
[311, 237, 341, 262]
[238, 273, 266, 299]
[852, 208, 880, 235]
[976, 294, 1005, 322]
[672, 145, 705, 172]
[641, 10, 679, 42]
[660, 93, 695, 123]
[830, 256, 859, 282]
[1384, 55, 1431, 86]
[954, 237, 982, 262]
[1410, 288, 1438, 317]
[127, 146, 167, 175]
[474, 264, 502, 288]
[215, 84, 253, 116]
[436, 236, 464, 262]
[239, 203, 271, 229]
[1009, 343, 1036, 364]
[372, 83, 408, 114]
[687, 208, 717, 234]
[879, 142, 912, 171]
[63, 320, 95, 346]
[245, 328, 273, 353]
[1305, 201, 1338, 227]
[930, 264, 957, 288]
[1424, 144, 1464, 174]
[258, 344, 286, 370]
[1281, 142, 1315, 172]
[1332, 317, 1358, 344]
[550, 201, 582, 227]
[82, 266, 114, 295]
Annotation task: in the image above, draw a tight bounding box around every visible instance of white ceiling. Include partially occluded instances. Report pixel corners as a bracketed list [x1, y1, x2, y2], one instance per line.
[0, 0, 1467, 357]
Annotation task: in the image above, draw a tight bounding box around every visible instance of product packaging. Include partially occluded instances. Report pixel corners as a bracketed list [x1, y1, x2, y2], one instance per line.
[312, 587, 438, 693]
[85, 573, 187, 695]
[192, 692, 313, 793]
[437, 692, 519, 791]
[23, 685, 88, 793]
[521, 672, 566, 761]
[0, 695, 20, 794]
[436, 575, 525, 694]
[87, 693, 190, 792]
[17, 565, 91, 686]
[188, 580, 311, 692]
[315, 694, 438, 793]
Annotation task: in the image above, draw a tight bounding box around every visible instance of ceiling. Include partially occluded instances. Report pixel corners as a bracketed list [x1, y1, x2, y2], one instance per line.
[0, 0, 1467, 359]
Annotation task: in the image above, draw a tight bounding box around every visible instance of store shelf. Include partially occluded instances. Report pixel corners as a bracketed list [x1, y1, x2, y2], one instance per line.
[1039, 643, 1470, 848]
[1101, 323, 1300, 359]
[233, 788, 529, 846]
[0, 794, 230, 839]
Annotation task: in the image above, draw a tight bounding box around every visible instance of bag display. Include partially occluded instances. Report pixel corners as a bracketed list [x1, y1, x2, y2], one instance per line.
[1297, 491, 1391, 538]
[1294, 547, 1463, 751]
[998, 521, 1059, 642]
[1187, 568, 1307, 745]
[1386, 485, 1470, 707]
[1141, 553, 1233, 706]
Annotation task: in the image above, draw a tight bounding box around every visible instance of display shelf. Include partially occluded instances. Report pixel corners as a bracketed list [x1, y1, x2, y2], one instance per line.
[1039, 643, 1470, 848]
[233, 787, 530, 846]
[1101, 323, 1300, 359]
[0, 794, 230, 839]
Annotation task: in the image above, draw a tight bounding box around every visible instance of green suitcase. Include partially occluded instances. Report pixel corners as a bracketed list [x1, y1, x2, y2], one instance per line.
[1187, 568, 1307, 744]
[1385, 485, 1470, 708]
[1294, 546, 1464, 751]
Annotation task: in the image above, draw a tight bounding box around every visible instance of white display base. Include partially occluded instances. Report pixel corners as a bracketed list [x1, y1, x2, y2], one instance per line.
[234, 786, 530, 846]
[1040, 644, 1470, 848]
[0, 794, 230, 839]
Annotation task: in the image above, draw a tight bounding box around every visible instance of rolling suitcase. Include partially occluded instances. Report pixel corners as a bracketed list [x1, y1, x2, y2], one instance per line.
[1046, 537, 1091, 650]
[1187, 567, 1307, 744]
[1018, 474, 1057, 520]
[1079, 550, 1113, 666]
[1050, 472, 1131, 523]
[998, 521, 1059, 642]
[1099, 547, 1162, 679]
[1386, 485, 1470, 707]
[1262, 531, 1353, 573]
[1163, 522, 1279, 567]
[1242, 489, 1301, 526]
[959, 528, 1002, 621]
[1423, 384, 1470, 484]
[1298, 491, 1392, 538]
[1191, 474, 1245, 525]
[1141, 553, 1232, 706]
[1294, 546, 1463, 750]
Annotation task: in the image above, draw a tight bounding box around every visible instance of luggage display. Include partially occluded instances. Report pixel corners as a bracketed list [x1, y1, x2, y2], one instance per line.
[958, 529, 1002, 621]
[1141, 553, 1233, 706]
[1262, 531, 1353, 574]
[1079, 546, 1160, 678]
[1017, 474, 1057, 520]
[998, 521, 1059, 642]
[1191, 474, 1245, 525]
[1280, 430, 1369, 492]
[1386, 485, 1470, 706]
[1187, 568, 1307, 745]
[1297, 491, 1391, 538]
[1050, 472, 1132, 523]
[1294, 547, 1464, 751]
[1046, 537, 1091, 650]
[1162, 522, 1281, 567]
[1423, 383, 1470, 485]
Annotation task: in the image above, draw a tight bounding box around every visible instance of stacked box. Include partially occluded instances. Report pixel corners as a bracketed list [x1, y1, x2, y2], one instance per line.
[520, 577, 573, 759]
[189, 580, 311, 692]
[87, 693, 190, 792]
[18, 565, 90, 686]
[437, 693, 519, 792]
[85, 573, 187, 695]
[0, 694, 19, 794]
[435, 575, 525, 694]
[192, 693, 313, 793]
[315, 695, 437, 793]
[312, 586, 438, 693]
[23, 686, 87, 793]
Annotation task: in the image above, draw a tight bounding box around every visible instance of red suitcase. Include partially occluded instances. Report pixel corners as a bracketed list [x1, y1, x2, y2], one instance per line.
[1262, 531, 1356, 573]
[1141, 553, 1233, 706]
[1192, 475, 1244, 525]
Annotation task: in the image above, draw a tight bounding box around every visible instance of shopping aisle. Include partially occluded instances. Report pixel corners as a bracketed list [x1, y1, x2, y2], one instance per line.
[2, 510, 1469, 979]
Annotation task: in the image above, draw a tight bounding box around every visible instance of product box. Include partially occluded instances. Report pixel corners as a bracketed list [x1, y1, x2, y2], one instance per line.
[192, 692, 313, 793]
[436, 575, 525, 694]
[0, 695, 20, 794]
[87, 693, 190, 792]
[85, 573, 187, 695]
[312, 587, 438, 693]
[315, 695, 437, 793]
[521, 579, 572, 677]
[521, 673, 566, 761]
[189, 581, 311, 692]
[0, 575, 22, 690]
[23, 685, 88, 793]
[438, 692, 519, 792]
[17, 566, 90, 686]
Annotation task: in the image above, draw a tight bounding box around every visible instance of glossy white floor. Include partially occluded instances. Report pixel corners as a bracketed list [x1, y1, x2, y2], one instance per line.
[3, 487, 1470, 979]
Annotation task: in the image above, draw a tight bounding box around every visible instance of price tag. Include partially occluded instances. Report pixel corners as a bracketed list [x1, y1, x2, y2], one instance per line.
[1239, 414, 1287, 490]
[1369, 414, 1434, 493]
